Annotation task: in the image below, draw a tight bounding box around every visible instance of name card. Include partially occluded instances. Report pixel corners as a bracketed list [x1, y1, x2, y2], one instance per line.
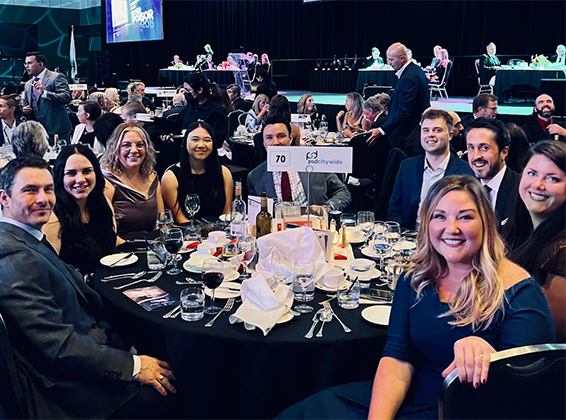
[156, 89, 177, 97]
[291, 114, 311, 123]
[266, 146, 352, 173]
[69, 83, 87, 90]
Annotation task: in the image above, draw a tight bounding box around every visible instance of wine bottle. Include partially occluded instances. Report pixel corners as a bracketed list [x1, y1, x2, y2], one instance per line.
[255, 192, 272, 238]
[230, 181, 247, 238]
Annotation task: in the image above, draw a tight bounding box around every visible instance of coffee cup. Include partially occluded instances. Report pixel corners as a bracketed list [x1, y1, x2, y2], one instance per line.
[197, 242, 214, 255]
[322, 268, 344, 289]
[208, 231, 227, 247]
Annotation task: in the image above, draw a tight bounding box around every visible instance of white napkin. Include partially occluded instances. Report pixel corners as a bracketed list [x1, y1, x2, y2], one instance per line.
[228, 271, 293, 336]
[256, 226, 329, 282]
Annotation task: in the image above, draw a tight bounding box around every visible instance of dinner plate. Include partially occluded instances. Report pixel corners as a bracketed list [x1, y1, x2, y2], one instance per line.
[347, 232, 366, 244]
[100, 253, 139, 267]
[315, 278, 352, 292]
[392, 240, 416, 251]
[361, 305, 391, 325]
[204, 286, 240, 299]
[219, 213, 244, 223]
[276, 312, 294, 324]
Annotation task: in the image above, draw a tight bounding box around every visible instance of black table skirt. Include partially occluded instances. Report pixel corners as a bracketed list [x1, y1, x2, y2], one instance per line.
[494, 69, 566, 99]
[355, 70, 397, 92]
[94, 246, 388, 419]
[158, 69, 236, 88]
[310, 69, 359, 93]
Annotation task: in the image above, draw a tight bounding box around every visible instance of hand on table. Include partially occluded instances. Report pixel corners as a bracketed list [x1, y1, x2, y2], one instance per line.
[136, 355, 177, 396]
[366, 128, 383, 146]
[441, 336, 496, 388]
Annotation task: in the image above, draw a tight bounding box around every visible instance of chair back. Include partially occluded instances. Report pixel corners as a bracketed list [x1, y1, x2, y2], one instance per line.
[349, 132, 378, 180]
[0, 313, 27, 419]
[474, 59, 481, 75]
[253, 132, 267, 164]
[237, 112, 248, 127]
[227, 110, 245, 141]
[440, 60, 453, 86]
[439, 343, 566, 420]
[227, 138, 258, 169]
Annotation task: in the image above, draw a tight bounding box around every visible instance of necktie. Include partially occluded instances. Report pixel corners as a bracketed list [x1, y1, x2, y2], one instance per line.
[281, 172, 292, 202]
[41, 235, 58, 256]
[484, 184, 492, 201]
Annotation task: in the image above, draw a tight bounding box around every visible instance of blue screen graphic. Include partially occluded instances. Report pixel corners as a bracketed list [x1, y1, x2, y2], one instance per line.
[106, 0, 163, 44]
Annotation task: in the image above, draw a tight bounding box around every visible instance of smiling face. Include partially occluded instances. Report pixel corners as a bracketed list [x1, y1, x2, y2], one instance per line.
[118, 131, 147, 171]
[429, 190, 483, 267]
[263, 123, 291, 147]
[420, 117, 452, 156]
[63, 153, 96, 202]
[534, 94, 555, 118]
[0, 167, 55, 230]
[186, 126, 213, 162]
[519, 154, 566, 225]
[466, 128, 507, 181]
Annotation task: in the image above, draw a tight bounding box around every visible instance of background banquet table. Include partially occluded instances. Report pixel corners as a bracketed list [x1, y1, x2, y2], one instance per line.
[158, 68, 236, 88]
[310, 69, 359, 93]
[355, 69, 397, 92]
[494, 68, 566, 100]
[94, 248, 388, 419]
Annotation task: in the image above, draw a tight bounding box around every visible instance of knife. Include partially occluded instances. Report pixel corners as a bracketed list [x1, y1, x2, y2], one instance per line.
[109, 252, 134, 267]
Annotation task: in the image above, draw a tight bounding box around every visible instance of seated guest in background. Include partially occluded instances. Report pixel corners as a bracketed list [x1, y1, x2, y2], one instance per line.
[248, 117, 351, 210]
[205, 53, 216, 70]
[245, 93, 270, 131]
[364, 47, 384, 68]
[127, 81, 155, 111]
[505, 123, 530, 172]
[11, 120, 49, 158]
[426, 48, 449, 82]
[479, 42, 502, 86]
[278, 175, 554, 420]
[100, 123, 165, 240]
[361, 93, 389, 131]
[465, 118, 520, 231]
[163, 93, 187, 122]
[93, 112, 123, 149]
[88, 91, 109, 114]
[406, 48, 421, 66]
[43, 145, 118, 275]
[296, 93, 321, 129]
[162, 121, 232, 223]
[503, 141, 566, 341]
[268, 95, 301, 146]
[426, 45, 442, 69]
[551, 44, 565, 66]
[388, 108, 473, 229]
[461, 93, 498, 127]
[0, 94, 19, 146]
[0, 156, 175, 419]
[336, 92, 364, 137]
[520, 94, 566, 144]
[255, 68, 278, 100]
[71, 100, 105, 154]
[226, 84, 251, 112]
[104, 87, 120, 112]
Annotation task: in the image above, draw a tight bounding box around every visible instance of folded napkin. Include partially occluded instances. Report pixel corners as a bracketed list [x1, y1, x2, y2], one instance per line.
[256, 226, 329, 282]
[228, 271, 294, 336]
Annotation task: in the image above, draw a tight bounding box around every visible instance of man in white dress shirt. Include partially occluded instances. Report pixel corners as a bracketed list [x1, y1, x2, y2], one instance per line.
[0, 95, 18, 146]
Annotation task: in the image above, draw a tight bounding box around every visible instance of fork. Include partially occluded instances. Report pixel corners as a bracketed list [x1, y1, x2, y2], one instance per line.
[102, 270, 156, 282]
[323, 301, 351, 333]
[205, 298, 235, 327]
[113, 271, 163, 290]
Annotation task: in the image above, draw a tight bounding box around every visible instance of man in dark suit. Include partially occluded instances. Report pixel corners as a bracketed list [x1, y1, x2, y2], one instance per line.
[247, 118, 351, 211]
[226, 84, 251, 112]
[388, 109, 473, 229]
[465, 118, 520, 231]
[0, 157, 176, 419]
[460, 93, 499, 128]
[128, 81, 156, 111]
[0, 95, 19, 146]
[550, 44, 565, 66]
[21, 52, 72, 144]
[479, 42, 502, 86]
[363, 47, 384, 68]
[367, 43, 430, 149]
[521, 94, 566, 144]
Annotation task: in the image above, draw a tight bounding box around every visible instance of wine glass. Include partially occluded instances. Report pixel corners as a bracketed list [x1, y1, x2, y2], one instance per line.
[184, 194, 201, 236]
[156, 209, 173, 238]
[385, 221, 401, 246]
[357, 211, 375, 248]
[372, 230, 391, 271]
[237, 236, 256, 279]
[202, 259, 224, 315]
[293, 258, 316, 313]
[164, 228, 184, 275]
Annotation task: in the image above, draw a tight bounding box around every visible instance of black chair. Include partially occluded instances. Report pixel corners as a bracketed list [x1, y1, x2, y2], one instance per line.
[439, 343, 566, 420]
[375, 147, 408, 220]
[0, 313, 27, 419]
[346, 132, 379, 212]
[429, 60, 453, 100]
[227, 138, 258, 170]
[253, 132, 267, 164]
[474, 59, 493, 95]
[226, 110, 245, 141]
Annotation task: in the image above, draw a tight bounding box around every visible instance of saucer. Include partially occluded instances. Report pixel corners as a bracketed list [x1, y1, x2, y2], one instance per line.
[100, 253, 138, 267]
[392, 240, 416, 251]
[315, 278, 351, 292]
[202, 237, 230, 248]
[347, 232, 366, 244]
[361, 246, 392, 260]
[361, 306, 391, 325]
[347, 266, 382, 280]
[204, 286, 240, 299]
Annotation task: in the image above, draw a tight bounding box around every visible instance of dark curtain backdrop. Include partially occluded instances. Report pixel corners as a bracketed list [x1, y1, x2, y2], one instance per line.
[102, 0, 565, 94]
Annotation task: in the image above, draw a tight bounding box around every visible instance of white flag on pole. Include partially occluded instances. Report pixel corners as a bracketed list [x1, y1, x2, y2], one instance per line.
[70, 25, 77, 81]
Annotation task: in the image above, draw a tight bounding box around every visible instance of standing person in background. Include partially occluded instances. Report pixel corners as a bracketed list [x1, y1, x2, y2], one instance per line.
[255, 68, 277, 100]
[22, 51, 72, 144]
[0, 95, 20, 146]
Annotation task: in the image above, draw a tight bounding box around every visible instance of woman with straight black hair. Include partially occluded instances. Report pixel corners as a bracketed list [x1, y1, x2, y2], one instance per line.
[161, 120, 233, 223]
[44, 144, 117, 275]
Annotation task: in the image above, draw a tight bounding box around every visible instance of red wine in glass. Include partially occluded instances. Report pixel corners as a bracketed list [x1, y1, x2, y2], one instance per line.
[202, 271, 224, 289]
[165, 238, 183, 254]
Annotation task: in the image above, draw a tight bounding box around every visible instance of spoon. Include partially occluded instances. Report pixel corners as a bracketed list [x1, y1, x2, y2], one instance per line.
[316, 310, 333, 337]
[102, 270, 155, 282]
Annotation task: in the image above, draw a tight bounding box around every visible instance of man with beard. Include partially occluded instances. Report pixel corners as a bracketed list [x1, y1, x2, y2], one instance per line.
[521, 94, 566, 144]
[465, 118, 520, 231]
[460, 93, 498, 128]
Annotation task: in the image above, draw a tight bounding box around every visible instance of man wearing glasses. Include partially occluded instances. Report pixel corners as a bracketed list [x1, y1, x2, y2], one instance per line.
[461, 93, 498, 128]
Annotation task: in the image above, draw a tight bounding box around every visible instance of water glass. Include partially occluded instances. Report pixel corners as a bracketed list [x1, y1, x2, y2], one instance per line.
[184, 194, 201, 236]
[155, 107, 164, 118]
[349, 258, 375, 290]
[337, 281, 360, 309]
[385, 221, 401, 245]
[357, 211, 375, 247]
[340, 213, 357, 229]
[293, 258, 315, 313]
[180, 286, 205, 321]
[157, 209, 173, 238]
[372, 237, 391, 271]
[147, 238, 168, 270]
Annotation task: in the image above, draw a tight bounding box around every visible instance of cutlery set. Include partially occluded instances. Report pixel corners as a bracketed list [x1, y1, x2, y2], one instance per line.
[304, 301, 351, 339]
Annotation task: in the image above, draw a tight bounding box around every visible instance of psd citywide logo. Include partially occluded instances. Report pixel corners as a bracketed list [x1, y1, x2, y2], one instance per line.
[305, 150, 343, 166]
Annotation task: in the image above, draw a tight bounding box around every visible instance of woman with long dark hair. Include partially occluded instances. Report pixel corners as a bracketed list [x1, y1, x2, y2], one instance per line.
[503, 140, 566, 341]
[161, 121, 233, 223]
[43, 144, 117, 275]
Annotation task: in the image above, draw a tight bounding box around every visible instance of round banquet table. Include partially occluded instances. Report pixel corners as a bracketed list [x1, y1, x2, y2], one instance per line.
[494, 68, 566, 100]
[355, 69, 397, 92]
[94, 248, 388, 419]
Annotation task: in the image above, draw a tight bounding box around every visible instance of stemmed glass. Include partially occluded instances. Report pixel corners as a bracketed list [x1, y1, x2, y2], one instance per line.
[156, 209, 173, 238]
[184, 194, 201, 236]
[293, 258, 316, 313]
[357, 211, 375, 248]
[385, 221, 401, 247]
[164, 227, 184, 275]
[372, 229, 391, 271]
[202, 259, 224, 315]
[237, 236, 256, 279]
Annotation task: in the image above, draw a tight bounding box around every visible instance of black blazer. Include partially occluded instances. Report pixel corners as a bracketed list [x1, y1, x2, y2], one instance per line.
[494, 167, 521, 231]
[521, 116, 566, 144]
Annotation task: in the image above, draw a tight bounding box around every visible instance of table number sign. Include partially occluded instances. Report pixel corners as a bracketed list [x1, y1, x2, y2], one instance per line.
[266, 146, 353, 174]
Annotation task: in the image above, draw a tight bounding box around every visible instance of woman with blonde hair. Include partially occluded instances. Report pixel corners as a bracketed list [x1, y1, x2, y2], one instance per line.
[296, 94, 321, 129]
[278, 175, 554, 420]
[245, 93, 269, 130]
[100, 123, 164, 240]
[336, 92, 364, 137]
